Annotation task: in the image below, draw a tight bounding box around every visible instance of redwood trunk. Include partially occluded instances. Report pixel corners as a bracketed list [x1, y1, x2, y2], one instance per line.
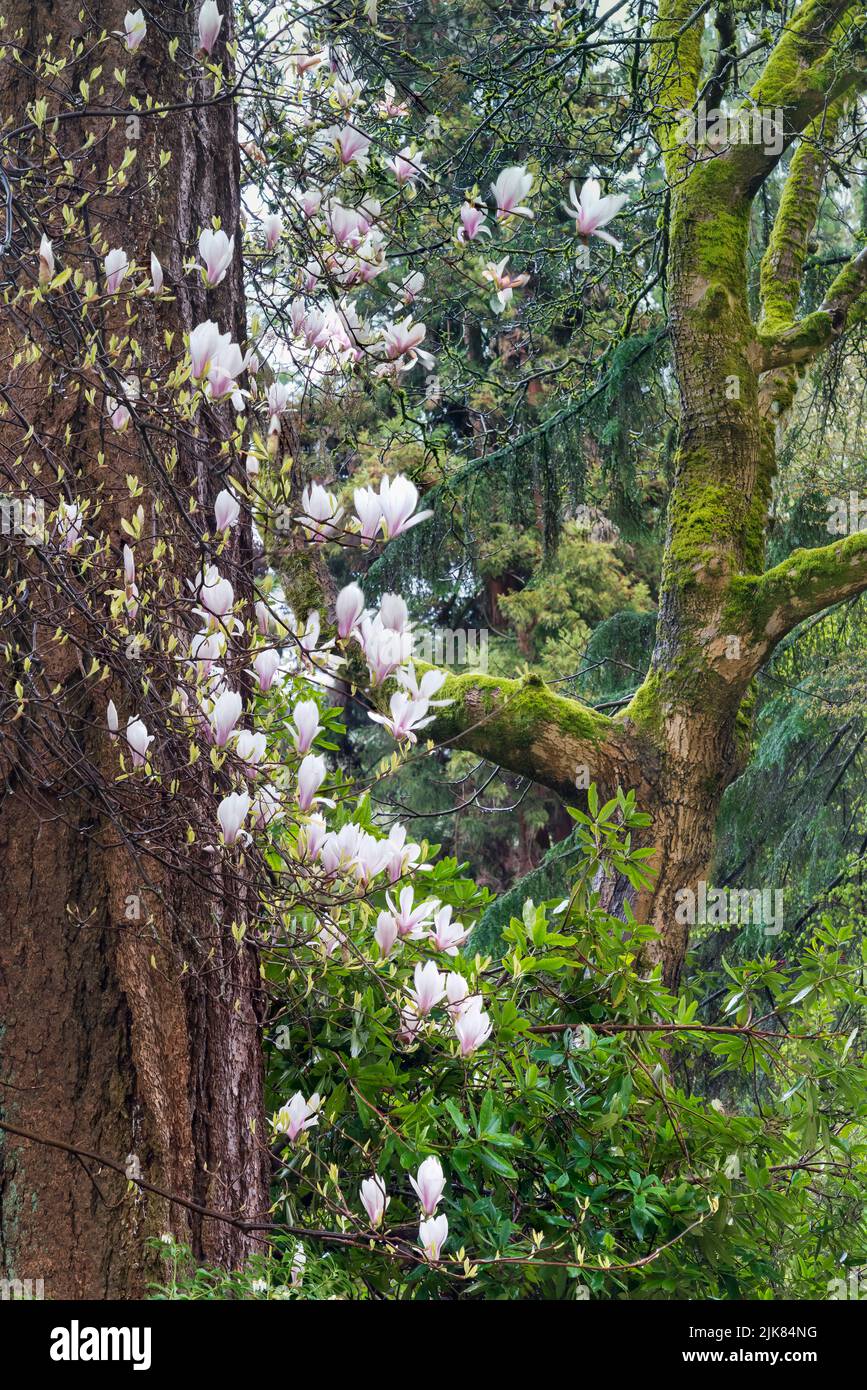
[0, 1, 268, 1298]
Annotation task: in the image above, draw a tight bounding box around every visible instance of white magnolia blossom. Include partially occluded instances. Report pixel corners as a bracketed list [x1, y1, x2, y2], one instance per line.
[490, 164, 535, 220]
[217, 790, 250, 846]
[419, 1213, 448, 1262]
[274, 1091, 321, 1142]
[563, 177, 629, 252]
[198, 227, 235, 287]
[198, 0, 223, 55]
[121, 9, 146, 51]
[125, 717, 153, 768]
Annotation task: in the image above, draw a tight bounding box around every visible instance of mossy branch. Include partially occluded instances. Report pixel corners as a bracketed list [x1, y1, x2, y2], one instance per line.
[735, 531, 867, 651]
[416, 670, 650, 804]
[745, 0, 862, 182]
[649, 0, 706, 179]
[758, 102, 844, 337]
[761, 243, 867, 368]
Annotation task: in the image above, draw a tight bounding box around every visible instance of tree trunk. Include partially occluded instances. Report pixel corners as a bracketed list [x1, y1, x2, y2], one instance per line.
[0, 1, 268, 1298]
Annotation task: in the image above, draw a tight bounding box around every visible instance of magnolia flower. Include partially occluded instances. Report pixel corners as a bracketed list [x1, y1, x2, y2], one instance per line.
[388, 270, 425, 305]
[408, 960, 445, 1017]
[297, 482, 343, 543]
[190, 627, 224, 676]
[391, 145, 426, 186]
[255, 600, 272, 635]
[291, 812, 323, 864]
[385, 886, 437, 940]
[351, 233, 387, 285]
[262, 212, 282, 250]
[291, 699, 320, 755]
[352, 832, 391, 888]
[353, 485, 384, 546]
[109, 399, 130, 432]
[297, 187, 322, 219]
[383, 823, 424, 882]
[360, 1175, 389, 1229]
[207, 338, 246, 401]
[428, 905, 472, 955]
[285, 34, 327, 78]
[445, 971, 470, 1013]
[419, 1213, 448, 1262]
[107, 699, 119, 736]
[150, 251, 164, 292]
[235, 729, 267, 772]
[296, 609, 338, 673]
[326, 124, 371, 169]
[198, 228, 234, 287]
[319, 822, 361, 877]
[189, 630, 220, 677]
[563, 177, 629, 251]
[359, 615, 413, 685]
[328, 202, 367, 248]
[198, 0, 223, 55]
[380, 81, 408, 118]
[122, 543, 138, 614]
[38, 234, 54, 285]
[125, 717, 153, 768]
[252, 647, 280, 692]
[217, 790, 250, 846]
[374, 910, 399, 958]
[274, 1091, 321, 1143]
[336, 582, 365, 639]
[454, 999, 493, 1056]
[397, 665, 451, 707]
[332, 75, 363, 110]
[214, 488, 240, 531]
[397, 1004, 422, 1046]
[291, 1242, 306, 1287]
[482, 256, 530, 313]
[104, 248, 129, 293]
[121, 9, 146, 51]
[188, 319, 223, 378]
[196, 563, 234, 618]
[458, 200, 489, 243]
[380, 317, 434, 372]
[410, 1155, 446, 1215]
[56, 500, 83, 550]
[491, 164, 535, 221]
[297, 753, 326, 812]
[378, 593, 409, 633]
[379, 474, 432, 540]
[368, 689, 434, 743]
[252, 783, 283, 830]
[209, 688, 242, 747]
[267, 380, 290, 437]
